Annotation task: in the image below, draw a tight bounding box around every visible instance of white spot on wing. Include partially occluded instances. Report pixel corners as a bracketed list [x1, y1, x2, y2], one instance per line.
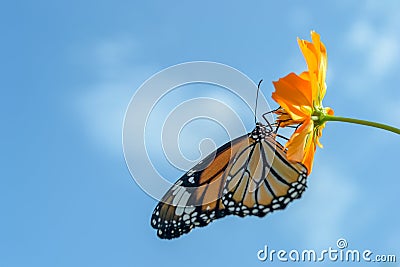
[172, 187, 186, 206]
[177, 191, 191, 208]
[175, 206, 184, 216]
[184, 206, 195, 214]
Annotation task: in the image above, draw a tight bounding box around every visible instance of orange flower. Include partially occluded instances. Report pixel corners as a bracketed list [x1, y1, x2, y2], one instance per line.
[272, 31, 334, 174]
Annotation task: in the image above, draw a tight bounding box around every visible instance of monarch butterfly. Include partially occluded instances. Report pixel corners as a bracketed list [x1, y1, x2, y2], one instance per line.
[151, 84, 308, 239]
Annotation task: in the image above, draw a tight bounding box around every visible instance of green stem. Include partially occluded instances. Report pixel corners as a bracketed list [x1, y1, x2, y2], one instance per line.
[320, 115, 400, 135]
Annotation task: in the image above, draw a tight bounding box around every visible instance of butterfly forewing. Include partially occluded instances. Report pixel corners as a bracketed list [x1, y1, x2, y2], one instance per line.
[151, 135, 251, 239]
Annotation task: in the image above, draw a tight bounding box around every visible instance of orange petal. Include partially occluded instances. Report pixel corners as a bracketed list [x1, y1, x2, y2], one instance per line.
[325, 107, 334, 116]
[302, 138, 316, 174]
[272, 73, 313, 121]
[298, 31, 328, 105]
[310, 31, 325, 72]
[312, 32, 328, 102]
[285, 120, 313, 161]
[299, 71, 310, 81]
[298, 36, 318, 76]
[285, 120, 316, 174]
[314, 125, 325, 148]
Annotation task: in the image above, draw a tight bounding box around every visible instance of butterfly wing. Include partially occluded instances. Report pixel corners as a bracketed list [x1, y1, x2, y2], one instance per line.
[151, 134, 250, 239]
[151, 125, 308, 239]
[221, 135, 307, 217]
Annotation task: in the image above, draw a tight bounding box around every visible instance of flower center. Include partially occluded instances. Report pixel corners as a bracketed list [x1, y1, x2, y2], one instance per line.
[312, 107, 330, 127]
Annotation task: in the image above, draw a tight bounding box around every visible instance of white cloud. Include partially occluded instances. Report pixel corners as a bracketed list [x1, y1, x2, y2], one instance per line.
[345, 6, 400, 87]
[347, 20, 374, 49]
[347, 20, 399, 78]
[73, 37, 156, 155]
[369, 35, 399, 76]
[76, 81, 134, 155]
[340, 4, 400, 126]
[92, 37, 138, 68]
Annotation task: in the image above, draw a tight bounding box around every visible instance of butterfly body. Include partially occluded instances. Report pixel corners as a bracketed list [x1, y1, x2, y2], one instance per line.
[151, 122, 308, 239]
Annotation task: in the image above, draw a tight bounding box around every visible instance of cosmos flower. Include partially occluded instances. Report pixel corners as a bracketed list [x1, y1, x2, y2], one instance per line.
[272, 31, 333, 173]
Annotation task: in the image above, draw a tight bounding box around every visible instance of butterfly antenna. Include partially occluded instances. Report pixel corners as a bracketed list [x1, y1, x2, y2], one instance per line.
[254, 79, 263, 124]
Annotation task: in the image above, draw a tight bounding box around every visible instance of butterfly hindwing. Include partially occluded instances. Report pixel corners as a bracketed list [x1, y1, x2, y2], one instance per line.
[222, 135, 308, 218]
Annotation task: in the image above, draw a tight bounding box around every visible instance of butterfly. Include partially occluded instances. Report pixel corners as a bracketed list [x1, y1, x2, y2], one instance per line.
[150, 118, 308, 239]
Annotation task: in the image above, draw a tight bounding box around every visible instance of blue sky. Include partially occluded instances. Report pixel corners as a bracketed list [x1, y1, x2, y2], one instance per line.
[1, 1, 399, 266]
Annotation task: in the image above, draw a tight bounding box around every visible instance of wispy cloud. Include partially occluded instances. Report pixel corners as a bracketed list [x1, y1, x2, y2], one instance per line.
[76, 81, 135, 155]
[344, 3, 400, 95]
[347, 20, 400, 80]
[73, 36, 156, 156]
